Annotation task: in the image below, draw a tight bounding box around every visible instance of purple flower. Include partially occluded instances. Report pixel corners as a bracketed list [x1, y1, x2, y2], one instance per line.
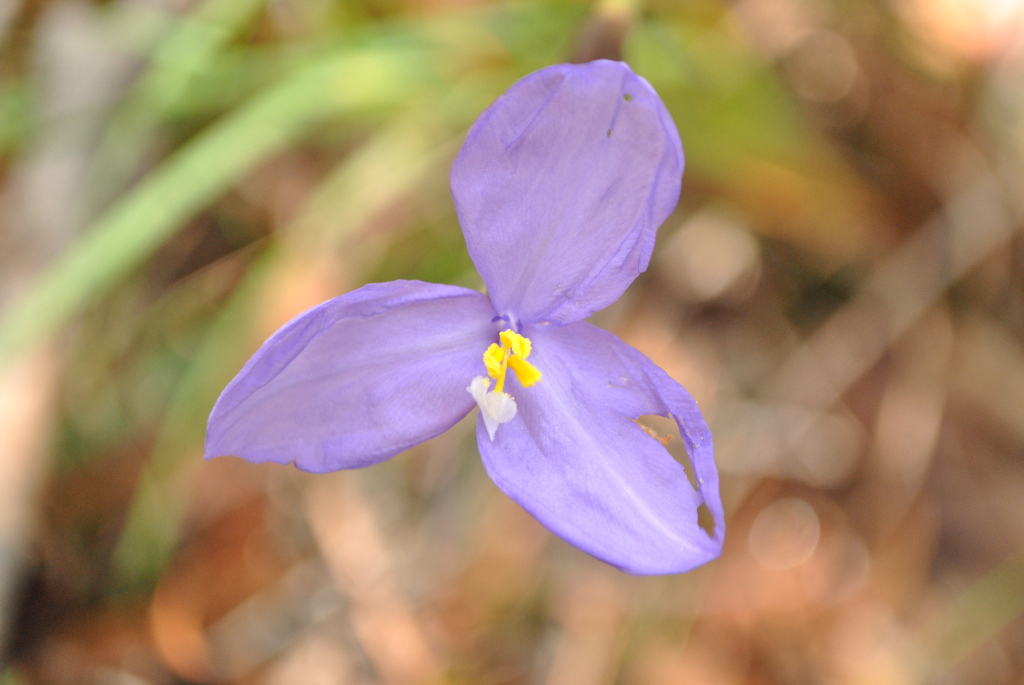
[205, 60, 724, 575]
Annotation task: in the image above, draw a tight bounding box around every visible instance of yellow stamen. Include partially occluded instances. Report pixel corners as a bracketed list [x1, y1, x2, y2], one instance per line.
[483, 343, 504, 379]
[508, 356, 542, 387]
[483, 329, 542, 393]
[494, 345, 511, 393]
[499, 330, 532, 359]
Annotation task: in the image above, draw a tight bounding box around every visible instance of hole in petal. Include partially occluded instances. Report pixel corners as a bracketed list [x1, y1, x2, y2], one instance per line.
[697, 503, 716, 537]
[606, 128, 612, 137]
[637, 414, 717, 538]
[636, 414, 697, 491]
[624, 93, 633, 101]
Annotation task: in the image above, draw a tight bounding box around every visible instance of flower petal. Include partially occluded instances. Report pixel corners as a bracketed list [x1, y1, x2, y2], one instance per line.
[451, 60, 684, 326]
[206, 280, 497, 472]
[477, 321, 724, 575]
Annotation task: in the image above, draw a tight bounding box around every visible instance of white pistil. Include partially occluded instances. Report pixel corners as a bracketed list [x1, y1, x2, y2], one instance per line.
[468, 376, 517, 440]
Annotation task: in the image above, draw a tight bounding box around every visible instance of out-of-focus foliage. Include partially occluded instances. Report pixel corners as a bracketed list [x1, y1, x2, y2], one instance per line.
[1, 0, 1024, 682]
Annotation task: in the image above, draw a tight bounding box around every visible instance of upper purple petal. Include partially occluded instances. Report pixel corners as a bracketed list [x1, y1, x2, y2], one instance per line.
[477, 321, 723, 575]
[206, 280, 497, 473]
[451, 60, 684, 326]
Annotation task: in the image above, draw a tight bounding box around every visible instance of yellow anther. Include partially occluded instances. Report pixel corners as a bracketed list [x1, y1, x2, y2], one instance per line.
[508, 356, 542, 387]
[482, 329, 542, 393]
[484, 343, 504, 379]
[499, 330, 532, 359]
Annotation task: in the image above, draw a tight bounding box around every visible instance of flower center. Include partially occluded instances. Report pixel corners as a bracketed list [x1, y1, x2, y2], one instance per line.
[467, 329, 542, 440]
[485, 329, 542, 391]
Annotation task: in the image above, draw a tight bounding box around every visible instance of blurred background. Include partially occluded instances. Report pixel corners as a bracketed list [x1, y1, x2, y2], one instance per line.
[1, 0, 1024, 682]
